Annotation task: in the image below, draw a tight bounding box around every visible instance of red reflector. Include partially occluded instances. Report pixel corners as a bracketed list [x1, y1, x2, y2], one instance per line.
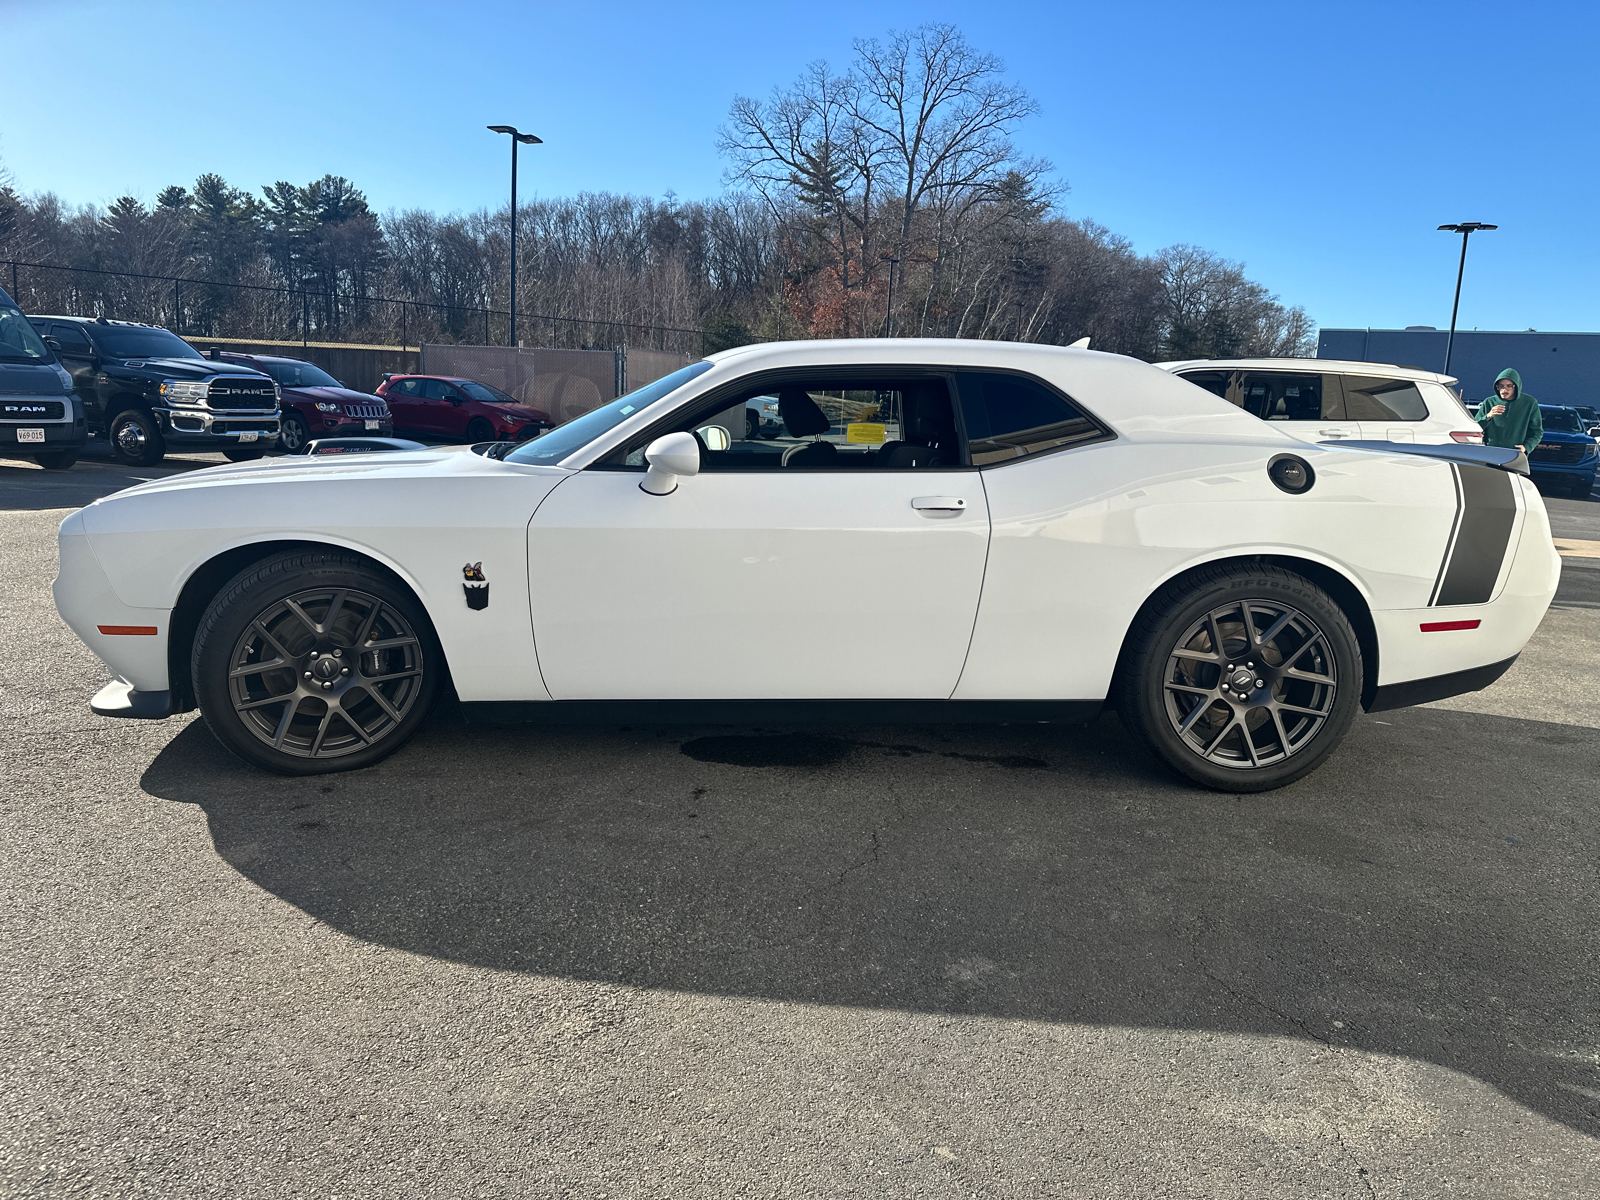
[1449, 431, 1484, 443]
[97, 625, 158, 636]
[1420, 619, 1481, 632]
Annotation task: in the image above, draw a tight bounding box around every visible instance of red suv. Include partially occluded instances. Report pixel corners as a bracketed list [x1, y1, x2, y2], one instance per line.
[376, 375, 552, 443]
[216, 352, 391, 453]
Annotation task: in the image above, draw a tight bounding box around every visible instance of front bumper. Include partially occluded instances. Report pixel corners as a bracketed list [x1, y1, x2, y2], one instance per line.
[315, 416, 393, 438]
[156, 405, 280, 448]
[0, 420, 87, 451]
[91, 680, 174, 719]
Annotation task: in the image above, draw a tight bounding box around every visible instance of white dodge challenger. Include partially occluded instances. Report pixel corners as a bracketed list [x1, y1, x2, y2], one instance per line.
[54, 339, 1559, 791]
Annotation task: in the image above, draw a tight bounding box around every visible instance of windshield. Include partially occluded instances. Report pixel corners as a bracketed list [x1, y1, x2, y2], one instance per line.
[1543, 408, 1585, 434]
[95, 326, 202, 360]
[457, 380, 519, 405]
[505, 361, 714, 466]
[0, 305, 53, 363]
[271, 360, 341, 388]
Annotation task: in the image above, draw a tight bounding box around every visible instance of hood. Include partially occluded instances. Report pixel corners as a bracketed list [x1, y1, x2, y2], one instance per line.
[0, 361, 73, 395]
[132, 357, 270, 381]
[1491, 367, 1523, 401]
[291, 385, 386, 405]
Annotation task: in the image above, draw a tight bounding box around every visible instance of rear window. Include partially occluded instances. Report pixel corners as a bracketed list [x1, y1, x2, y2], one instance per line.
[1342, 375, 1427, 421]
[954, 371, 1104, 466]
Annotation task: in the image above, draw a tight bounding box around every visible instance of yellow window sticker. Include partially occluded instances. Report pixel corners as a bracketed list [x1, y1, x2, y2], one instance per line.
[846, 423, 887, 444]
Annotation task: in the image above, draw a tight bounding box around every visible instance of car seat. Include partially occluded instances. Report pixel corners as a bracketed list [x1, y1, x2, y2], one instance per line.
[778, 388, 838, 467]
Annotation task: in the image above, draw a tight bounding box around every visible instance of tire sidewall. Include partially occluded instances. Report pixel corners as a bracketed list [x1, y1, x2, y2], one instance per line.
[193, 553, 442, 775]
[1126, 569, 1363, 792]
[280, 411, 311, 453]
[465, 418, 494, 443]
[109, 408, 165, 467]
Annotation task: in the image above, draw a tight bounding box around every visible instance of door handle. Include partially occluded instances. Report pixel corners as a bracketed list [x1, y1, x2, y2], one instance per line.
[1317, 429, 1350, 439]
[911, 496, 966, 512]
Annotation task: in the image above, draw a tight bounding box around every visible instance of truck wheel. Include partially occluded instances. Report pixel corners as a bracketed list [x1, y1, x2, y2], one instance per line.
[34, 450, 79, 470]
[192, 549, 442, 775]
[465, 417, 495, 443]
[1115, 563, 1362, 793]
[108, 409, 166, 467]
[745, 411, 760, 440]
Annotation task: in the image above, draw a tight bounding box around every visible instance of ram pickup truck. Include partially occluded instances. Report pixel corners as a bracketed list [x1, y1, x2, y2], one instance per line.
[28, 315, 280, 466]
[1, 286, 86, 469]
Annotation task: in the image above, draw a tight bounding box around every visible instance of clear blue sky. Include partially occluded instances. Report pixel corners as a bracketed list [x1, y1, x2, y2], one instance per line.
[5, 0, 1597, 334]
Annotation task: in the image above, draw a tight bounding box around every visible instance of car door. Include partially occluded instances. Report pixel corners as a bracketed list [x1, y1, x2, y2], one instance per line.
[1236, 370, 1358, 442]
[48, 323, 101, 424]
[526, 371, 992, 701]
[439, 382, 473, 438]
[384, 378, 426, 431]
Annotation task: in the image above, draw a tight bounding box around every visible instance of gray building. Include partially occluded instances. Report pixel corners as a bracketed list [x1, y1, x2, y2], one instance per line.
[1317, 328, 1600, 407]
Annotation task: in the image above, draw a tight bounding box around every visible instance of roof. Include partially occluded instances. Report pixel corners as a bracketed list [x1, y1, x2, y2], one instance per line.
[1156, 357, 1458, 385]
[26, 315, 165, 329]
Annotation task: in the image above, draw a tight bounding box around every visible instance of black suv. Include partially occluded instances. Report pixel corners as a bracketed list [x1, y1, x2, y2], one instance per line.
[28, 316, 280, 466]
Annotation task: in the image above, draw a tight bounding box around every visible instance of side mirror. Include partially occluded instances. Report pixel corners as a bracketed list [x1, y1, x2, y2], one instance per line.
[43, 335, 63, 352]
[639, 431, 700, 495]
[695, 424, 731, 451]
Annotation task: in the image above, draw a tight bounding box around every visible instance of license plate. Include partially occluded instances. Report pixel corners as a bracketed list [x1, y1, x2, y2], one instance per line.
[17, 428, 45, 443]
[365, 419, 380, 430]
[236, 431, 259, 443]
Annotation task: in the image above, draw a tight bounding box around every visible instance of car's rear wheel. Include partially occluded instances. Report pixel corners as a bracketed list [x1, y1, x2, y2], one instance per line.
[223, 447, 265, 462]
[1116, 564, 1362, 792]
[465, 417, 495, 443]
[192, 550, 442, 775]
[108, 408, 165, 467]
[279, 411, 312, 454]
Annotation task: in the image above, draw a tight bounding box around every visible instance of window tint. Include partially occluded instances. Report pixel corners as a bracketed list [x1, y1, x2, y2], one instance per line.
[91, 325, 201, 359]
[1542, 408, 1584, 433]
[419, 379, 453, 401]
[506, 361, 715, 466]
[1235, 372, 1345, 422]
[457, 380, 518, 405]
[273, 360, 340, 388]
[389, 378, 422, 397]
[618, 374, 959, 471]
[1178, 370, 1231, 400]
[955, 371, 1101, 465]
[1341, 375, 1427, 421]
[50, 324, 93, 354]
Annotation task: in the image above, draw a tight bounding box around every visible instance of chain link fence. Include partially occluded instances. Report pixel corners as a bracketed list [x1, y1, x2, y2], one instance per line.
[419, 345, 691, 422]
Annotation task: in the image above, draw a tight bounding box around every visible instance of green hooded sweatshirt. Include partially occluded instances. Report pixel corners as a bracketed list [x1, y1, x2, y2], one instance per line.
[1474, 367, 1543, 451]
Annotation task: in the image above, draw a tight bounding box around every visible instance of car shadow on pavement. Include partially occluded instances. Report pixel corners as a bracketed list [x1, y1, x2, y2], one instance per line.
[139, 702, 1600, 1139]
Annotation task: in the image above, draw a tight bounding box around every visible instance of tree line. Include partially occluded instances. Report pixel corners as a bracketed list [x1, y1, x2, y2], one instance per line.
[0, 24, 1312, 360]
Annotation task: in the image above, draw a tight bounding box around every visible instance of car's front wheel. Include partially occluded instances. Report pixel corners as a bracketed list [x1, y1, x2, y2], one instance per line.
[465, 417, 495, 443]
[34, 450, 78, 470]
[1116, 563, 1362, 792]
[279, 411, 311, 454]
[192, 550, 442, 775]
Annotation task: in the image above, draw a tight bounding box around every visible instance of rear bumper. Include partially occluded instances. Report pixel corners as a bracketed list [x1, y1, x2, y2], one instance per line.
[1365, 655, 1518, 713]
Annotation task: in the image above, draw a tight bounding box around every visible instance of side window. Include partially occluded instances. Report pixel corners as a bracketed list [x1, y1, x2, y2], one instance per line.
[616, 374, 959, 471]
[955, 371, 1103, 466]
[1342, 375, 1427, 421]
[50, 324, 93, 355]
[419, 379, 452, 401]
[1235, 372, 1346, 422]
[390, 378, 421, 397]
[1178, 369, 1233, 400]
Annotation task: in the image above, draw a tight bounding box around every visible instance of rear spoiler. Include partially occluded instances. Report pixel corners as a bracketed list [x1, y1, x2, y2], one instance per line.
[1336, 441, 1529, 477]
[305, 437, 428, 456]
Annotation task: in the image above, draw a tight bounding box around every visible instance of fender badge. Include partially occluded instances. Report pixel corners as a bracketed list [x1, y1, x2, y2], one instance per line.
[463, 562, 489, 610]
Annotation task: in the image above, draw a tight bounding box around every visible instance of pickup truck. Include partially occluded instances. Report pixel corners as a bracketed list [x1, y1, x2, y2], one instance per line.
[28, 315, 280, 466]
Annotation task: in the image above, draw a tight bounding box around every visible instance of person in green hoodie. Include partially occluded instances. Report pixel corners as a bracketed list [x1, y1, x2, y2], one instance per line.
[1474, 367, 1543, 453]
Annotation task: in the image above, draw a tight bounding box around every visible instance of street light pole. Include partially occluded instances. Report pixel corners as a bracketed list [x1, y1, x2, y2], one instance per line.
[488, 125, 542, 348]
[880, 253, 901, 337]
[1436, 221, 1497, 378]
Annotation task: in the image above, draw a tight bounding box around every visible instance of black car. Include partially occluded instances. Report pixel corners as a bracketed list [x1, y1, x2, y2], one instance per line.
[0, 286, 86, 469]
[28, 316, 280, 466]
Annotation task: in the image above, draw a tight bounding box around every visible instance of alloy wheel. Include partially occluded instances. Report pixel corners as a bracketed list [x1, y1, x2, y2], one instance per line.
[1161, 598, 1337, 770]
[225, 586, 425, 760]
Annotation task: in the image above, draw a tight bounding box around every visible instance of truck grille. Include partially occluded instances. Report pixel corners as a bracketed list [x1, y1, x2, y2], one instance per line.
[208, 378, 278, 411]
[1532, 442, 1590, 464]
[1, 400, 65, 420]
[344, 404, 387, 419]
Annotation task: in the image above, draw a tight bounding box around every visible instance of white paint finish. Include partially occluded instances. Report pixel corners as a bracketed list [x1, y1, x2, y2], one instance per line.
[528, 469, 991, 699]
[68, 450, 570, 703]
[54, 525, 169, 691]
[955, 443, 1460, 701]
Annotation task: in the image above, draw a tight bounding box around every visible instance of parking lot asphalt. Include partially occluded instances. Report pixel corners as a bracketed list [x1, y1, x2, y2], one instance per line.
[2, 450, 1598, 1198]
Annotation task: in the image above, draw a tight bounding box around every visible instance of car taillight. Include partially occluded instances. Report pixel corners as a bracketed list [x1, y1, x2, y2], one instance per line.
[1449, 430, 1484, 443]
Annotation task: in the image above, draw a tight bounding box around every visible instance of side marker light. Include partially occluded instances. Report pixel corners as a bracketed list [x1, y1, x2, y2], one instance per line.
[1420, 619, 1481, 632]
[98, 625, 158, 635]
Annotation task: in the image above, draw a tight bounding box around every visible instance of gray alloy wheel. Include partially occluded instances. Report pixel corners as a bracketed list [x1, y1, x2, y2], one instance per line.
[1116, 563, 1362, 792]
[279, 411, 311, 454]
[108, 408, 165, 467]
[193, 551, 441, 775]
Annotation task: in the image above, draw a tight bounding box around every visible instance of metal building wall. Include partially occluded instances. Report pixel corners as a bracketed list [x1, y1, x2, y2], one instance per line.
[1318, 328, 1600, 405]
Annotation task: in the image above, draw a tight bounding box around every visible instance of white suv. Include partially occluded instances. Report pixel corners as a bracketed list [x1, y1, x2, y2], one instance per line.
[1157, 358, 1483, 445]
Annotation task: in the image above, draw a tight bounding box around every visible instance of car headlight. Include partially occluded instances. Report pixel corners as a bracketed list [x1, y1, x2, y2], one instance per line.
[315, 402, 341, 413]
[160, 379, 210, 406]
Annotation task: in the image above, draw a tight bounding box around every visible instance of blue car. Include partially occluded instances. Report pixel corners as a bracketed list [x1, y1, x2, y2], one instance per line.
[1531, 405, 1598, 498]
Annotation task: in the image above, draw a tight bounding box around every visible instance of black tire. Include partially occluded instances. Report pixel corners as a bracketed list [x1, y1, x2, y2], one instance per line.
[34, 450, 78, 470]
[1115, 563, 1363, 793]
[465, 417, 495, 443]
[192, 549, 442, 776]
[745, 410, 760, 440]
[279, 411, 312, 454]
[108, 408, 166, 467]
[223, 447, 265, 462]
